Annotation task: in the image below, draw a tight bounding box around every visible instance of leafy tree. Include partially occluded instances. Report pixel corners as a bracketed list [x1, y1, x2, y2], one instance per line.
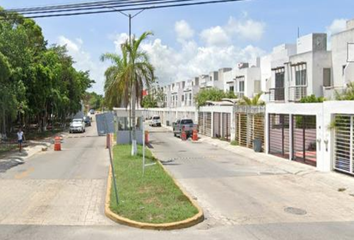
[141, 94, 158, 108]
[0, 8, 94, 135]
[195, 88, 238, 107]
[195, 88, 226, 107]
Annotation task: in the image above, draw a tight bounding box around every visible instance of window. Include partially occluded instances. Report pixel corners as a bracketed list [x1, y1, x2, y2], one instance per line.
[323, 68, 331, 87]
[275, 72, 284, 88]
[254, 80, 261, 93]
[239, 81, 245, 92]
[229, 86, 234, 92]
[296, 69, 307, 86]
[181, 119, 193, 124]
[182, 95, 184, 102]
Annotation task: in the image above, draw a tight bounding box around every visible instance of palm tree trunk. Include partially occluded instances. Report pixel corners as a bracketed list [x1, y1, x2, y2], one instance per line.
[131, 82, 137, 156]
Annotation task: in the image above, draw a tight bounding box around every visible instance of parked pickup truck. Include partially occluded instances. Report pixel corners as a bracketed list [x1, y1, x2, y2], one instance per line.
[173, 119, 196, 138]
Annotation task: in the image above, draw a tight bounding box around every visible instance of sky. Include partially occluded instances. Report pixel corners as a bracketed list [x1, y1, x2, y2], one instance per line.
[1, 0, 354, 94]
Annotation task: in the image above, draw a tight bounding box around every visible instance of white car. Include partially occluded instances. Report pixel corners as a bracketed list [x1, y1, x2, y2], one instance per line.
[69, 119, 86, 133]
[149, 116, 161, 127]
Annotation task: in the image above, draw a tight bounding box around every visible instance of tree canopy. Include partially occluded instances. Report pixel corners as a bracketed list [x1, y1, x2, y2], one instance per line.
[195, 88, 237, 107]
[0, 8, 94, 134]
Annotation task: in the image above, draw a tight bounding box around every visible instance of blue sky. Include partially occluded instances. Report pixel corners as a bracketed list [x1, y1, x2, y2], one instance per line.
[1, 0, 354, 94]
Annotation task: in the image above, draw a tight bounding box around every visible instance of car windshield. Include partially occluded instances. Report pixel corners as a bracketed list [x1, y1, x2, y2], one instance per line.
[153, 116, 160, 120]
[73, 119, 82, 122]
[181, 119, 193, 124]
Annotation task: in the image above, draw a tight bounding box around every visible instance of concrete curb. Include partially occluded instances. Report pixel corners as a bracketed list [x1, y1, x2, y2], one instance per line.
[104, 153, 204, 230]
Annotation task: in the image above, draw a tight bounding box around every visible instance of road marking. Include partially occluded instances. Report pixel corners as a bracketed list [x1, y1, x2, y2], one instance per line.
[15, 167, 34, 179]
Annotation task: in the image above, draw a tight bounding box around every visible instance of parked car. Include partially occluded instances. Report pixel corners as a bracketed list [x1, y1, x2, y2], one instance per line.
[83, 116, 91, 126]
[149, 116, 161, 127]
[69, 119, 85, 133]
[89, 109, 95, 115]
[173, 119, 195, 138]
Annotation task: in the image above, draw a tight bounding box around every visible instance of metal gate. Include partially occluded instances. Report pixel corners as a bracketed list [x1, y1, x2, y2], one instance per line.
[334, 115, 354, 174]
[269, 114, 290, 159]
[291, 115, 317, 166]
[222, 113, 231, 141]
[213, 112, 221, 138]
[205, 112, 212, 137]
[235, 113, 264, 149]
[198, 112, 205, 135]
[236, 113, 248, 147]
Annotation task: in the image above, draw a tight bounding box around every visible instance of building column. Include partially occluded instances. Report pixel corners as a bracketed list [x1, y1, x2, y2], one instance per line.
[289, 114, 293, 161]
[230, 106, 236, 141]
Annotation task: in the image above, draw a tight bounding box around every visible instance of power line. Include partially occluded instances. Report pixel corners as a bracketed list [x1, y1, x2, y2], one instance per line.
[2, 0, 244, 19]
[13, 0, 202, 15]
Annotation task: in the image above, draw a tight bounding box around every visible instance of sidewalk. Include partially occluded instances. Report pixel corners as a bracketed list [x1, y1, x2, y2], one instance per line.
[0, 133, 66, 173]
[196, 134, 354, 197]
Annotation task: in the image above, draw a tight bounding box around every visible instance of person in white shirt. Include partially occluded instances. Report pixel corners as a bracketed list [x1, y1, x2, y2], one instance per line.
[17, 128, 25, 152]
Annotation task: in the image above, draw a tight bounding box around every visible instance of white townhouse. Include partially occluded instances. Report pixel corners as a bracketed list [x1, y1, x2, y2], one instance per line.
[224, 62, 262, 99]
[264, 34, 332, 102]
[327, 19, 354, 98]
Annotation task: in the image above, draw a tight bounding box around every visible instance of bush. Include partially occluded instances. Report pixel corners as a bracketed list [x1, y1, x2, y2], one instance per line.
[195, 88, 237, 107]
[231, 140, 238, 146]
[299, 94, 324, 103]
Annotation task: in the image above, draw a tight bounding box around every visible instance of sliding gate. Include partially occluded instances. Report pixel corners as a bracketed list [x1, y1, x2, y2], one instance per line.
[291, 115, 317, 166]
[334, 115, 354, 174]
[269, 114, 290, 159]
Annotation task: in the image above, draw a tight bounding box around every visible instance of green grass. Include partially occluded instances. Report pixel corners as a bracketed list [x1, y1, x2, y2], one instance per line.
[0, 144, 17, 156]
[110, 144, 199, 224]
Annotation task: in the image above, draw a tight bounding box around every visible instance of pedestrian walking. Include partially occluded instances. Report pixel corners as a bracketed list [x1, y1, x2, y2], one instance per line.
[17, 128, 25, 152]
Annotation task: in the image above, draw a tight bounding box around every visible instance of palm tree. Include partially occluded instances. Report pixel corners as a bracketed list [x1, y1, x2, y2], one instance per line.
[101, 51, 130, 109]
[239, 92, 265, 106]
[125, 32, 155, 155]
[101, 31, 155, 156]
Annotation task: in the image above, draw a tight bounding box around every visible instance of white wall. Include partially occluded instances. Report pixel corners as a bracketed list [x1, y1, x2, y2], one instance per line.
[331, 27, 354, 87]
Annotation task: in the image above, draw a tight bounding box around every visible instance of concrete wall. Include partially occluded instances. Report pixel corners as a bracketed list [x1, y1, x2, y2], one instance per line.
[331, 27, 354, 87]
[266, 101, 354, 173]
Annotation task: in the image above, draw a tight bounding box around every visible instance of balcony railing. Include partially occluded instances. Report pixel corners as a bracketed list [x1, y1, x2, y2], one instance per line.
[322, 86, 345, 100]
[289, 86, 307, 102]
[269, 88, 285, 102]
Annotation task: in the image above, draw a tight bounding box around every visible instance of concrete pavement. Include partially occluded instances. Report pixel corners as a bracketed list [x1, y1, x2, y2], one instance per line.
[147, 125, 354, 238]
[0, 125, 113, 226]
[0, 123, 354, 239]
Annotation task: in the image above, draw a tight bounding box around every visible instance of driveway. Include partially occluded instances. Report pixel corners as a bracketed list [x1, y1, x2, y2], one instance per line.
[146, 125, 354, 239]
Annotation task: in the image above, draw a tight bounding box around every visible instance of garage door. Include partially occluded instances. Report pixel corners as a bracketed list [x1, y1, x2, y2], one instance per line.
[292, 115, 317, 166]
[334, 115, 354, 174]
[269, 114, 290, 159]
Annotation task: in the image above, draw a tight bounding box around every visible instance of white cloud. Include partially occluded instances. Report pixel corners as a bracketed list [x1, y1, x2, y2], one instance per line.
[200, 26, 231, 47]
[326, 18, 347, 36]
[111, 15, 266, 86]
[175, 20, 194, 41]
[58, 36, 108, 94]
[113, 33, 129, 52]
[140, 38, 264, 85]
[226, 16, 265, 41]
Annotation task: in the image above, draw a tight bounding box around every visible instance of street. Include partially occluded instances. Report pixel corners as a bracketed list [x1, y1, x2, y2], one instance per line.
[0, 125, 353, 239]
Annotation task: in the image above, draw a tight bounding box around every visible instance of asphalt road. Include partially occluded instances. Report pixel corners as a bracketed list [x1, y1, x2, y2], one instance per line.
[0, 124, 354, 239]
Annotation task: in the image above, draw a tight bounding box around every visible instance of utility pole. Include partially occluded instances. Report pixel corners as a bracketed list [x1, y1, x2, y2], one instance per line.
[109, 6, 146, 154]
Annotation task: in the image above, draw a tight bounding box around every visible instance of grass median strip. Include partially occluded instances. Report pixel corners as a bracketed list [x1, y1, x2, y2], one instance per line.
[110, 144, 199, 224]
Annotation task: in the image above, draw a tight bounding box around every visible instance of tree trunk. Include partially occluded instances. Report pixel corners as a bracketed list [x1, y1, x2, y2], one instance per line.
[131, 82, 137, 156]
[2, 105, 6, 137]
